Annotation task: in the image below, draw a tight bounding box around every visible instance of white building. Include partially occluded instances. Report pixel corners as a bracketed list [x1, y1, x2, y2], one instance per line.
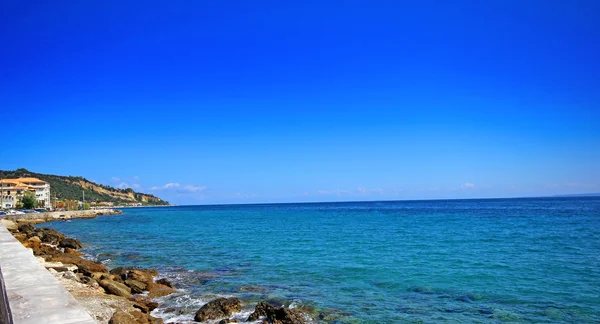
[0, 177, 51, 209]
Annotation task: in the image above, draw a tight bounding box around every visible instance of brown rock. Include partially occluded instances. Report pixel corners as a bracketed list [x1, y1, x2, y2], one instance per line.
[147, 283, 177, 298]
[156, 278, 173, 288]
[110, 267, 128, 280]
[27, 236, 41, 248]
[65, 247, 83, 256]
[127, 269, 158, 284]
[49, 253, 108, 273]
[194, 297, 242, 322]
[99, 279, 132, 297]
[125, 279, 148, 294]
[108, 310, 136, 324]
[129, 295, 159, 313]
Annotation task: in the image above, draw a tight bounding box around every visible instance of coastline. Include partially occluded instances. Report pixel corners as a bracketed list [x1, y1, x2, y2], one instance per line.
[1, 210, 317, 324]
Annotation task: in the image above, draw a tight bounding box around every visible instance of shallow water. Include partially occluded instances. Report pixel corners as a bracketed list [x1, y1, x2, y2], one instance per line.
[46, 197, 600, 323]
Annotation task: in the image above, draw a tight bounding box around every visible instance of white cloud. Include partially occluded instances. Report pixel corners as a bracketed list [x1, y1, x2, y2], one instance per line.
[461, 182, 476, 189]
[150, 182, 207, 193]
[111, 177, 121, 182]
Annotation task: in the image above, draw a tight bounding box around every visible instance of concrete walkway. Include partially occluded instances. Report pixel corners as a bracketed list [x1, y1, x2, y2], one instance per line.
[0, 224, 97, 324]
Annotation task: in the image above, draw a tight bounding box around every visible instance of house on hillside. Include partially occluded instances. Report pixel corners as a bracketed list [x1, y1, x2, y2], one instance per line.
[0, 177, 51, 208]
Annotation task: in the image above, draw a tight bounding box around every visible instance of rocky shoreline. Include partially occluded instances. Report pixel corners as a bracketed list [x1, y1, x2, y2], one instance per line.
[0, 214, 319, 324]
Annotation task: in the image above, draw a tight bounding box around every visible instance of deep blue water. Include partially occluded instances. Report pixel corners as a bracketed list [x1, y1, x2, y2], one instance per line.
[46, 197, 600, 323]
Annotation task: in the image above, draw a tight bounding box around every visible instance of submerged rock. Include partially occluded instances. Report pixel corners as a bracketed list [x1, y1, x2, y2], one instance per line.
[194, 297, 242, 322]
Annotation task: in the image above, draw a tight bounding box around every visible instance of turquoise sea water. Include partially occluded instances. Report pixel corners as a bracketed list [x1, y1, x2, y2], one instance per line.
[46, 197, 600, 323]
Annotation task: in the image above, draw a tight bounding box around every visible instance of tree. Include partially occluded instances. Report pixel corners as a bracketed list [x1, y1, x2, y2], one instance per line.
[21, 191, 38, 209]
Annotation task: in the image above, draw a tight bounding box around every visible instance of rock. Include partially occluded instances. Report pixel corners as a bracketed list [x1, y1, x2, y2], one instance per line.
[127, 269, 158, 284]
[64, 247, 83, 256]
[218, 319, 240, 324]
[147, 282, 177, 298]
[129, 295, 159, 313]
[156, 278, 173, 288]
[44, 261, 78, 272]
[35, 228, 64, 244]
[0, 219, 17, 231]
[125, 279, 148, 294]
[108, 310, 136, 324]
[61, 270, 80, 281]
[48, 253, 108, 273]
[248, 301, 307, 324]
[194, 297, 242, 322]
[100, 274, 116, 281]
[80, 276, 98, 286]
[18, 224, 34, 234]
[110, 267, 128, 280]
[59, 237, 83, 249]
[99, 279, 132, 297]
[27, 236, 41, 248]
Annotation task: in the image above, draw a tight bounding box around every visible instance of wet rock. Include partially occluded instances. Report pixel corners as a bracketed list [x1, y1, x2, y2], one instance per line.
[248, 301, 307, 324]
[99, 279, 132, 297]
[125, 279, 148, 294]
[59, 237, 83, 249]
[194, 297, 242, 322]
[156, 278, 173, 288]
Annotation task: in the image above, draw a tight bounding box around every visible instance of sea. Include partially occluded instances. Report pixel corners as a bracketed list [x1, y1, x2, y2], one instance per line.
[45, 197, 600, 323]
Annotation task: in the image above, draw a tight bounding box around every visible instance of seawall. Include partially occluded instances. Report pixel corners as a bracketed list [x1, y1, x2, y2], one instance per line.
[0, 224, 97, 324]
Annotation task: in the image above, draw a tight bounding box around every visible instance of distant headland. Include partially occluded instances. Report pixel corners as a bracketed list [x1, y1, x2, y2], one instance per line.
[0, 168, 169, 208]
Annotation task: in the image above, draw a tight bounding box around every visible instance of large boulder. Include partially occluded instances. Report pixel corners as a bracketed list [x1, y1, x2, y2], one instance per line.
[35, 227, 64, 244]
[18, 224, 34, 234]
[124, 279, 148, 294]
[247, 301, 307, 324]
[49, 253, 108, 273]
[99, 279, 131, 297]
[127, 269, 158, 284]
[194, 297, 242, 322]
[147, 282, 177, 298]
[59, 237, 83, 249]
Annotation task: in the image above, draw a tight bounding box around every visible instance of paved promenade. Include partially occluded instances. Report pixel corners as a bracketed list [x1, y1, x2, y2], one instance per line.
[0, 224, 97, 324]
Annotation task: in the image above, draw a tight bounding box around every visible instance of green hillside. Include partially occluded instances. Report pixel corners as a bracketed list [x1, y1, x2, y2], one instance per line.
[0, 168, 169, 206]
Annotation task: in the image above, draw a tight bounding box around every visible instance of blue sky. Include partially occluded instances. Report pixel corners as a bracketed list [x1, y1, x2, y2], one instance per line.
[1, 0, 599, 204]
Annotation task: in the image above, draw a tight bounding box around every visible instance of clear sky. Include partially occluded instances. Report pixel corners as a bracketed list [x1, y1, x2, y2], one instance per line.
[1, 1, 599, 205]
